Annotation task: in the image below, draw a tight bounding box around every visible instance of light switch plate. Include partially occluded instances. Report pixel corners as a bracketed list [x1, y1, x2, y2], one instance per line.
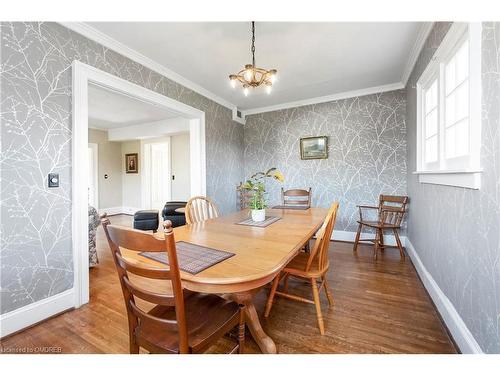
[48, 173, 59, 188]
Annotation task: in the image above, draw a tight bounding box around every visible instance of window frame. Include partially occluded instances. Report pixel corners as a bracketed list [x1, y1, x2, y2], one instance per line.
[415, 22, 482, 189]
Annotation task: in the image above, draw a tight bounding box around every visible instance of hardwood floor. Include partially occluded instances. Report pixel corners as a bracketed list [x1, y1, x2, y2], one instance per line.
[0, 215, 457, 354]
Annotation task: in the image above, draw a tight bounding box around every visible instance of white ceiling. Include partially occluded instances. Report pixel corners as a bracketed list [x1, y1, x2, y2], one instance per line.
[86, 22, 423, 111]
[88, 83, 180, 129]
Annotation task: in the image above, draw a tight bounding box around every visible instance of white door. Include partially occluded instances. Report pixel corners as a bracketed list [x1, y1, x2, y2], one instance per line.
[88, 143, 98, 208]
[142, 139, 171, 210]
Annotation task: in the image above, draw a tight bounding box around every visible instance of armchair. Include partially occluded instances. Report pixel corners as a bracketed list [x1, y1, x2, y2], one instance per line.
[353, 195, 408, 260]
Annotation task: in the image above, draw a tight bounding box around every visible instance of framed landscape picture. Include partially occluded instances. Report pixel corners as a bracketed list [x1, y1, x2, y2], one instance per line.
[300, 136, 328, 160]
[125, 153, 138, 173]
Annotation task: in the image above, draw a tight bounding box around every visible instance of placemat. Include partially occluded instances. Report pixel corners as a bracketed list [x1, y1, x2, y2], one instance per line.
[271, 205, 310, 210]
[236, 216, 281, 227]
[139, 241, 235, 274]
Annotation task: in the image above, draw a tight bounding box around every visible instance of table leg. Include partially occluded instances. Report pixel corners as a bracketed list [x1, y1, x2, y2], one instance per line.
[225, 289, 277, 354]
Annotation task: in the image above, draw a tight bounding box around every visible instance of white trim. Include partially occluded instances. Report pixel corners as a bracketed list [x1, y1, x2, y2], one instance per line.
[242, 82, 404, 116]
[401, 22, 435, 85]
[405, 238, 483, 353]
[72, 61, 206, 308]
[416, 171, 482, 189]
[98, 206, 142, 216]
[0, 289, 75, 338]
[60, 22, 237, 112]
[331, 229, 401, 247]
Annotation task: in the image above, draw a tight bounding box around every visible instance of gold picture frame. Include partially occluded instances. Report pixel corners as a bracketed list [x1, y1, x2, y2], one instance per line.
[300, 136, 328, 160]
[125, 153, 138, 173]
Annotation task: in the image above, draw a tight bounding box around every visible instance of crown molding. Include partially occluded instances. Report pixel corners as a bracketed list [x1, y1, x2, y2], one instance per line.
[60, 22, 237, 112]
[242, 82, 405, 117]
[401, 22, 435, 86]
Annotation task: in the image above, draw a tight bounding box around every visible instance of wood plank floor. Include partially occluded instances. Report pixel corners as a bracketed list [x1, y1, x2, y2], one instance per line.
[0, 215, 457, 354]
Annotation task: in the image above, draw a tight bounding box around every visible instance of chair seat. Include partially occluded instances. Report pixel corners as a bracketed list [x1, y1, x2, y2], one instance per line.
[136, 292, 240, 353]
[357, 220, 401, 229]
[284, 252, 326, 277]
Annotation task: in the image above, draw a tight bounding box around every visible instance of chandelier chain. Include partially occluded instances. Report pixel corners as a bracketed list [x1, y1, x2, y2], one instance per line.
[251, 21, 255, 66]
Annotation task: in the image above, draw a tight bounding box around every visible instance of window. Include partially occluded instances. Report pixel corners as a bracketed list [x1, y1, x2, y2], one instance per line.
[415, 23, 481, 189]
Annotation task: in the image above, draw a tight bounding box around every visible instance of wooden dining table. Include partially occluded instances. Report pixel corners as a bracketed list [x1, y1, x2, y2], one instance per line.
[122, 207, 329, 354]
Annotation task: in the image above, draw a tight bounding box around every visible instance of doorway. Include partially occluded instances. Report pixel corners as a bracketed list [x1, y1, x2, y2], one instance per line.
[142, 138, 172, 211]
[72, 61, 206, 308]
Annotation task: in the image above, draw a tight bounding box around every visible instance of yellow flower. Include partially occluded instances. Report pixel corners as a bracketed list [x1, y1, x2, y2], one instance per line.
[272, 170, 285, 183]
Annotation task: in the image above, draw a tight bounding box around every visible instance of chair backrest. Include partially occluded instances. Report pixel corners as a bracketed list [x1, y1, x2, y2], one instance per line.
[236, 182, 253, 210]
[305, 202, 339, 273]
[378, 195, 408, 227]
[281, 187, 312, 207]
[101, 216, 189, 353]
[185, 196, 219, 224]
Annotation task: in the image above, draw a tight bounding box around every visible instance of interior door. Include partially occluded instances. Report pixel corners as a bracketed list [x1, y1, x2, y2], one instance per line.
[149, 141, 171, 210]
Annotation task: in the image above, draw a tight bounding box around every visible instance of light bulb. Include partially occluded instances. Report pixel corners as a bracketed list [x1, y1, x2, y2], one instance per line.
[244, 68, 252, 81]
[230, 79, 236, 88]
[243, 87, 249, 97]
[265, 85, 272, 95]
[269, 69, 277, 84]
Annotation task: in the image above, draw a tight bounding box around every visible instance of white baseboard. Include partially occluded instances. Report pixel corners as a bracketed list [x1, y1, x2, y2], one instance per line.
[98, 206, 142, 216]
[405, 238, 483, 353]
[332, 229, 402, 247]
[0, 289, 75, 338]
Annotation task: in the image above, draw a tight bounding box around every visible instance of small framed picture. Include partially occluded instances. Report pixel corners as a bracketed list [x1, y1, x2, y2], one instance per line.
[125, 153, 138, 173]
[300, 136, 328, 160]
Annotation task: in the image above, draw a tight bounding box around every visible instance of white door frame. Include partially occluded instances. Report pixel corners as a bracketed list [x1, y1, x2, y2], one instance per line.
[88, 143, 99, 209]
[72, 61, 206, 308]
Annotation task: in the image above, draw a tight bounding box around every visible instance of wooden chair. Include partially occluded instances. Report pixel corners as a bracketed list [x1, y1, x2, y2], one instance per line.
[185, 196, 219, 224]
[281, 187, 312, 207]
[236, 182, 253, 210]
[353, 195, 408, 261]
[264, 202, 339, 335]
[101, 216, 245, 354]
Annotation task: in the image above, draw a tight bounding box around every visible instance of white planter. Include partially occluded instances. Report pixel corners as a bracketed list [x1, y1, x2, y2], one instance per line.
[251, 209, 266, 222]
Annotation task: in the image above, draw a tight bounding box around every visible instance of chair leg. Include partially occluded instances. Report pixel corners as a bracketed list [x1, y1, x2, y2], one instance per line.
[129, 339, 140, 354]
[283, 273, 290, 293]
[393, 228, 405, 261]
[264, 274, 281, 317]
[378, 228, 384, 251]
[373, 229, 380, 260]
[353, 223, 362, 252]
[322, 276, 334, 307]
[238, 308, 245, 354]
[311, 278, 325, 335]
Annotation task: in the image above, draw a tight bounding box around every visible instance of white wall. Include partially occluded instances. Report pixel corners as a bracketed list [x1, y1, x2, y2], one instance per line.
[121, 140, 142, 211]
[89, 120, 192, 213]
[88, 128, 122, 209]
[171, 132, 191, 201]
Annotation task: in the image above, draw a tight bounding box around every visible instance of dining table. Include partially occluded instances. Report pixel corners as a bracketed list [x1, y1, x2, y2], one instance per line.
[122, 207, 329, 354]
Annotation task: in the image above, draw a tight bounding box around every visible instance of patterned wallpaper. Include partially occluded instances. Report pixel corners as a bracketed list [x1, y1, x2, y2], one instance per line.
[406, 22, 500, 353]
[0, 22, 244, 314]
[244, 90, 407, 232]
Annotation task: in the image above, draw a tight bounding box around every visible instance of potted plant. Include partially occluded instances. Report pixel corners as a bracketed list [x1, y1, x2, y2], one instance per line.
[241, 168, 284, 222]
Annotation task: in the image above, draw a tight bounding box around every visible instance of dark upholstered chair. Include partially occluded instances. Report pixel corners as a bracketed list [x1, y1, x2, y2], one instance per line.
[162, 201, 187, 228]
[133, 210, 159, 232]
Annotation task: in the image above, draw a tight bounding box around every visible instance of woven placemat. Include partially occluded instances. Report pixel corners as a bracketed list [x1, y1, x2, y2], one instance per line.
[139, 241, 235, 274]
[272, 205, 309, 210]
[236, 216, 281, 227]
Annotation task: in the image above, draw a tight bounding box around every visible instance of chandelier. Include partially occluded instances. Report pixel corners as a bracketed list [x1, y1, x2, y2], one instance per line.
[229, 22, 277, 96]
